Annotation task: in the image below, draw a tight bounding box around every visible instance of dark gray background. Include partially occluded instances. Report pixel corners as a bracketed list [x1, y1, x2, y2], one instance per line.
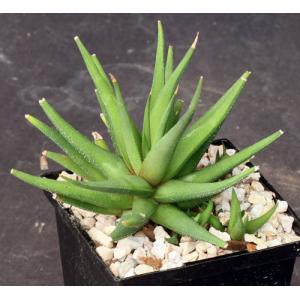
[0, 14, 299, 285]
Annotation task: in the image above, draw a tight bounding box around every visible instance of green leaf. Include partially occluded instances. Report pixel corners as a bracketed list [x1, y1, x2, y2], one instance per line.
[110, 74, 142, 174]
[139, 77, 203, 185]
[57, 195, 122, 216]
[25, 114, 104, 181]
[164, 71, 251, 180]
[110, 197, 158, 241]
[183, 130, 283, 183]
[151, 204, 226, 247]
[176, 196, 210, 210]
[245, 204, 277, 234]
[43, 150, 90, 179]
[74, 37, 127, 158]
[142, 92, 152, 158]
[194, 200, 214, 226]
[228, 189, 245, 241]
[63, 175, 154, 197]
[91, 53, 112, 90]
[11, 169, 133, 210]
[164, 99, 184, 133]
[208, 215, 225, 231]
[155, 166, 256, 203]
[165, 232, 179, 245]
[39, 98, 129, 178]
[150, 20, 165, 107]
[165, 45, 173, 82]
[150, 33, 199, 143]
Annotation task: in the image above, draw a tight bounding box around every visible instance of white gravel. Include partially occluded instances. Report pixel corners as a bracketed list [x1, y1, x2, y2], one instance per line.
[55, 145, 300, 279]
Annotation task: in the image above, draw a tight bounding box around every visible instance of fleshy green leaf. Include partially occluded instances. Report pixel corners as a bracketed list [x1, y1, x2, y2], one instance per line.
[140, 77, 203, 185]
[165, 45, 173, 82]
[39, 98, 129, 178]
[150, 20, 165, 107]
[110, 74, 142, 174]
[194, 200, 214, 226]
[151, 204, 226, 247]
[110, 197, 158, 241]
[25, 114, 104, 181]
[11, 169, 133, 210]
[209, 215, 225, 231]
[57, 195, 122, 216]
[43, 150, 90, 179]
[245, 204, 277, 234]
[228, 189, 245, 241]
[150, 33, 199, 143]
[155, 167, 256, 203]
[183, 130, 283, 183]
[63, 175, 154, 197]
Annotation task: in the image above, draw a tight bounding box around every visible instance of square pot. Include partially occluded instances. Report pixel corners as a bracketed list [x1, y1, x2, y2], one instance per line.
[43, 139, 300, 285]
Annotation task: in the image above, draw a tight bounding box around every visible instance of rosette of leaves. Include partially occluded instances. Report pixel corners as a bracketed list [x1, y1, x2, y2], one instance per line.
[11, 21, 283, 248]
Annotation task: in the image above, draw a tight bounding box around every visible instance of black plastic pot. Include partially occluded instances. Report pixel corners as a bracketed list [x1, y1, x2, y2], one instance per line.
[43, 139, 300, 285]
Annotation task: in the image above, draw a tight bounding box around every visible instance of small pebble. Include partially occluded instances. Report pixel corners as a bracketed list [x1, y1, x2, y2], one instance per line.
[124, 268, 135, 278]
[110, 261, 120, 277]
[80, 217, 96, 230]
[135, 264, 155, 275]
[96, 246, 113, 262]
[117, 236, 144, 251]
[248, 191, 266, 205]
[278, 214, 294, 233]
[251, 181, 264, 192]
[88, 227, 113, 248]
[102, 225, 116, 236]
[151, 238, 167, 259]
[179, 241, 196, 255]
[153, 226, 170, 240]
[182, 251, 198, 263]
[276, 200, 288, 213]
[119, 260, 135, 278]
[113, 246, 131, 260]
[209, 227, 231, 242]
[132, 247, 147, 264]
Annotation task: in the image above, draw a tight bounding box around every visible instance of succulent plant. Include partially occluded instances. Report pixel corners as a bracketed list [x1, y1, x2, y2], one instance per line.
[11, 21, 283, 248]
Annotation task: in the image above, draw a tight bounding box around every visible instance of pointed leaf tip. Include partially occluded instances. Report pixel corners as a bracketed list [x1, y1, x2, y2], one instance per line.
[241, 71, 251, 81]
[74, 36, 79, 41]
[24, 114, 30, 119]
[109, 73, 117, 83]
[191, 32, 199, 49]
[10, 168, 14, 174]
[279, 129, 284, 135]
[39, 98, 46, 105]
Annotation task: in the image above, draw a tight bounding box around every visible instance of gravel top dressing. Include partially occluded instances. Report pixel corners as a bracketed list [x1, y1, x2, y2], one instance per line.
[53, 144, 300, 279]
